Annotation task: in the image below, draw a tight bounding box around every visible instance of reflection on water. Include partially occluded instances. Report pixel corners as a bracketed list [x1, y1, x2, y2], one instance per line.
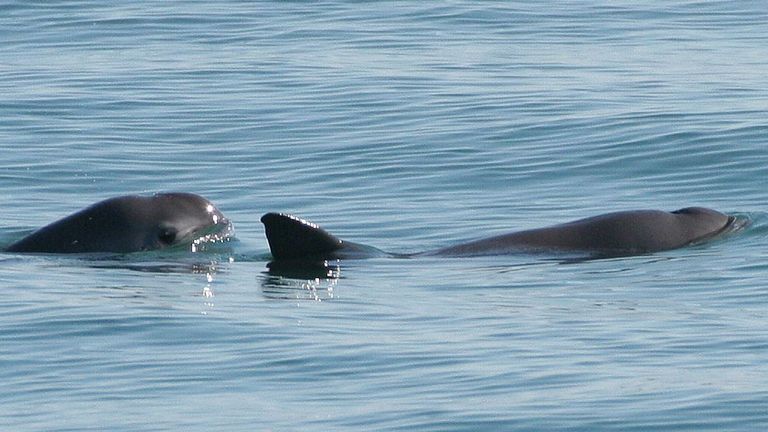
[89, 259, 227, 274]
[261, 259, 340, 301]
[265, 259, 341, 280]
[200, 271, 215, 314]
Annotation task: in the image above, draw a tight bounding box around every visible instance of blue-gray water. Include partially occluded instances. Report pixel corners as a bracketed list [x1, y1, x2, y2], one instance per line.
[2, 1, 768, 430]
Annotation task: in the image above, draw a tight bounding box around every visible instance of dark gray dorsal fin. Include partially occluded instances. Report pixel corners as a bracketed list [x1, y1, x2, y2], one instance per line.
[260, 213, 344, 260]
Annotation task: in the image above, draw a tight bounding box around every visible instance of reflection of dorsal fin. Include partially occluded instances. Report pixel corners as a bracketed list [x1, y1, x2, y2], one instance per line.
[260, 213, 344, 260]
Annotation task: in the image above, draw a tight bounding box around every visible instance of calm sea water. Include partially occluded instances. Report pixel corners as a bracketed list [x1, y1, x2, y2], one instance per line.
[2, 1, 768, 430]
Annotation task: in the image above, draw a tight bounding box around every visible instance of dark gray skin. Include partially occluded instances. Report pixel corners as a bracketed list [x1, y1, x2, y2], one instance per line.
[261, 207, 735, 261]
[5, 193, 232, 254]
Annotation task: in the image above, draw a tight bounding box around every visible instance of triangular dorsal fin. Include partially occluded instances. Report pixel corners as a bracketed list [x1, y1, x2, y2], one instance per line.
[260, 213, 344, 260]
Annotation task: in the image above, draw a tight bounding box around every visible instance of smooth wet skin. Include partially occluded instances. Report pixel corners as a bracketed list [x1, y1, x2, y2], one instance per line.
[260, 212, 386, 261]
[432, 207, 734, 257]
[261, 207, 736, 261]
[5, 193, 232, 254]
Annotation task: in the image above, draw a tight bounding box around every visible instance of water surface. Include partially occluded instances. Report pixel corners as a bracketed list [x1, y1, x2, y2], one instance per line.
[2, 1, 768, 431]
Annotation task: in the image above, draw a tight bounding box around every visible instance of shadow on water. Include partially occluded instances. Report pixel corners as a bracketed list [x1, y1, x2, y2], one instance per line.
[260, 259, 341, 301]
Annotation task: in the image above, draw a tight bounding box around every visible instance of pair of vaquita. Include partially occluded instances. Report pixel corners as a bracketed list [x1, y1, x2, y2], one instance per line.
[4, 192, 741, 260]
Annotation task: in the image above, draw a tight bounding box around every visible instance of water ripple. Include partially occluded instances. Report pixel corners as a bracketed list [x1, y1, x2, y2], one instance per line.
[2, 1, 768, 431]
